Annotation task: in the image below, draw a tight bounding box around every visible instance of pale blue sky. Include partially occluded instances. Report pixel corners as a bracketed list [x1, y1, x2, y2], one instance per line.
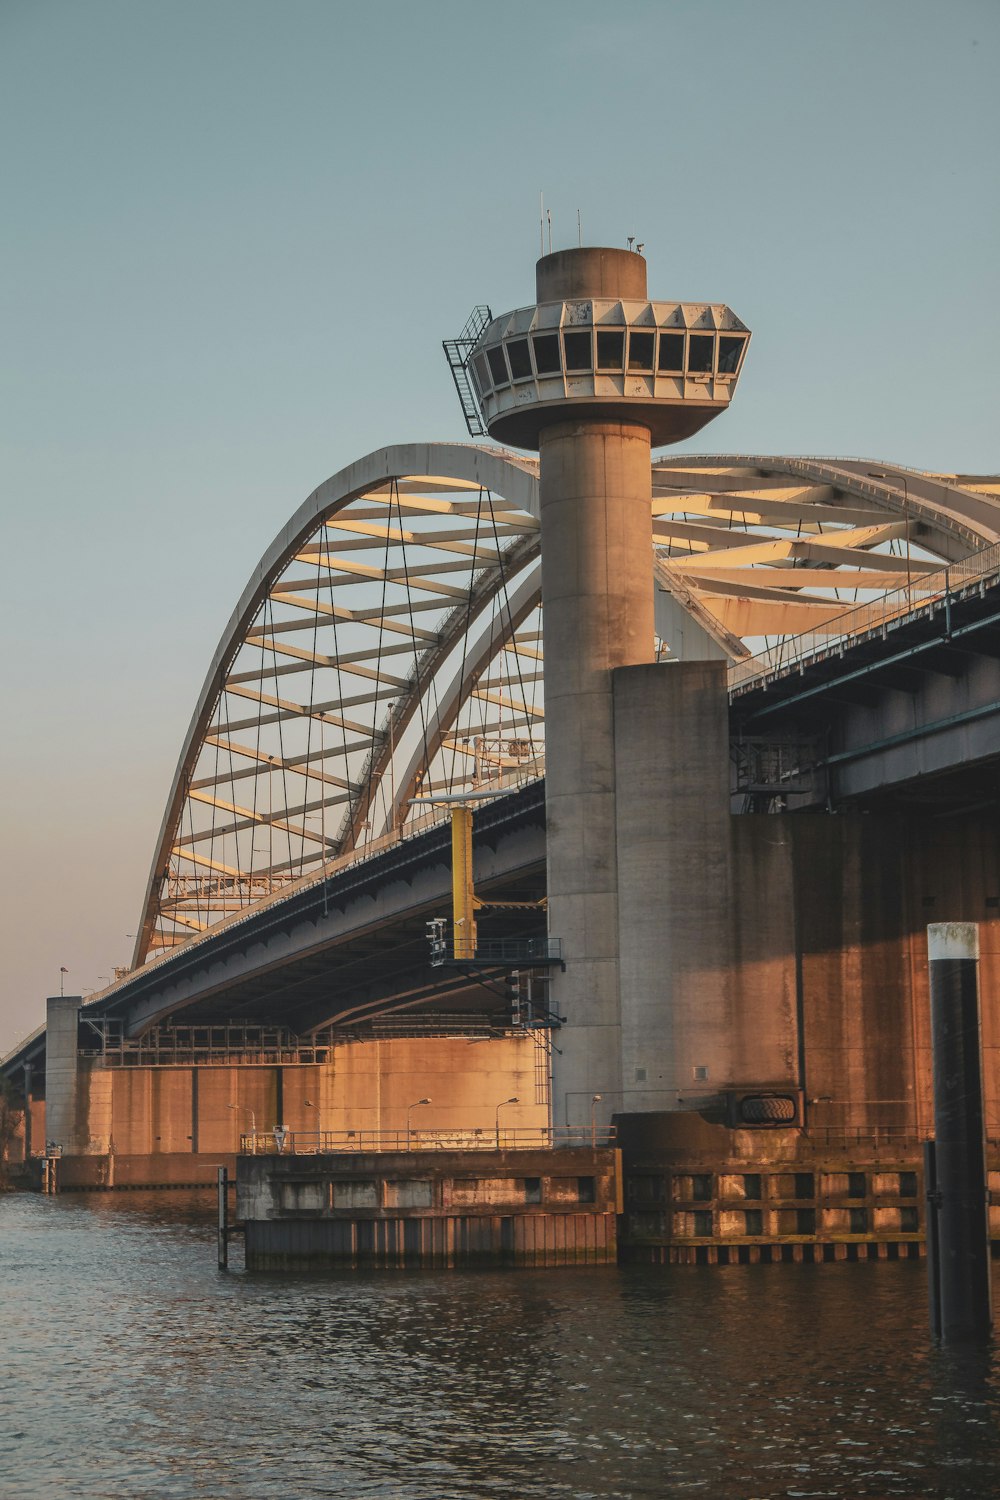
[1, 0, 997, 1049]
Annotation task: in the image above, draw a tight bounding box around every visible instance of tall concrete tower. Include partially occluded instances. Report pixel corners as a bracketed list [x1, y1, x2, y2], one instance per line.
[462, 247, 750, 1128]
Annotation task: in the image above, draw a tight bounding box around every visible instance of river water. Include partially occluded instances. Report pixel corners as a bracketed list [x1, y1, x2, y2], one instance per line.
[2, 1191, 999, 1499]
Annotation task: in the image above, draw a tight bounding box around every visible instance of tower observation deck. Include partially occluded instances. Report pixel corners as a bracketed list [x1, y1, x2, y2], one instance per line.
[458, 248, 751, 1130]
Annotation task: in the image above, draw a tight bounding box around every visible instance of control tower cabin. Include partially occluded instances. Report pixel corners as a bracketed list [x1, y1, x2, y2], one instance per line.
[466, 249, 751, 1131]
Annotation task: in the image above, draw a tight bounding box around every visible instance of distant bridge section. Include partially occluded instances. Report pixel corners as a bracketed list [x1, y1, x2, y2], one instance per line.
[730, 537, 1000, 812]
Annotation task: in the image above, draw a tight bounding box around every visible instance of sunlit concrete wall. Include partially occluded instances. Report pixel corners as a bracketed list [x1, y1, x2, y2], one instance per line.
[615, 662, 738, 1112]
[47, 1033, 548, 1168]
[787, 812, 1000, 1139]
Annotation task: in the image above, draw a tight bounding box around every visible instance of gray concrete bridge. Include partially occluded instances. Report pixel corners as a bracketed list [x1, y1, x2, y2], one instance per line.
[5, 544, 998, 1081]
[4, 429, 1000, 1225]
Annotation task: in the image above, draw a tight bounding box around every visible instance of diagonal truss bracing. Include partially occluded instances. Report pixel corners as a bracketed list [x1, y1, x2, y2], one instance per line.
[134, 445, 999, 965]
[137, 447, 545, 960]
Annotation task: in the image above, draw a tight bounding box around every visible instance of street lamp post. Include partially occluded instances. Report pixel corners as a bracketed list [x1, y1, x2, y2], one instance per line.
[228, 1103, 257, 1152]
[495, 1096, 519, 1149]
[406, 1097, 431, 1148]
[591, 1093, 603, 1148]
[867, 469, 912, 608]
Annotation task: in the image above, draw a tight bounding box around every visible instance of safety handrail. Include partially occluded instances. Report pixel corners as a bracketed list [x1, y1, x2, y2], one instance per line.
[240, 1125, 616, 1154]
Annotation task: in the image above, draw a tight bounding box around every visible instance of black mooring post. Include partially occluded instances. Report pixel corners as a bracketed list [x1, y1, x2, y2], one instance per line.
[927, 923, 992, 1342]
[217, 1165, 229, 1270]
[924, 1139, 942, 1340]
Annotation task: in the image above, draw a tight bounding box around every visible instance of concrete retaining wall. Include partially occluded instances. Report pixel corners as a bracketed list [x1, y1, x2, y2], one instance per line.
[238, 1146, 618, 1269]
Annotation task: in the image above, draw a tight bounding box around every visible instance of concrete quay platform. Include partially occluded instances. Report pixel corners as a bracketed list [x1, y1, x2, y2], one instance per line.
[237, 1145, 619, 1270]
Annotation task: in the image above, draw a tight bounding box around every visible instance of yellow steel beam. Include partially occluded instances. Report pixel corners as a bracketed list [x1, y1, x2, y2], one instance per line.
[451, 805, 480, 961]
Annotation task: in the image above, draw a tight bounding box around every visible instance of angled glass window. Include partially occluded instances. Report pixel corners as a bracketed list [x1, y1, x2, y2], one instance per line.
[657, 332, 685, 372]
[486, 345, 509, 387]
[505, 338, 533, 381]
[472, 352, 492, 396]
[687, 334, 715, 374]
[563, 329, 592, 371]
[627, 330, 655, 371]
[596, 330, 625, 369]
[718, 335, 747, 375]
[532, 332, 562, 375]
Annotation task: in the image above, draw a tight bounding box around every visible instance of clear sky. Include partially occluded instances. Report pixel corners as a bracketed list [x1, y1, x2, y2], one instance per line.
[1, 0, 997, 1051]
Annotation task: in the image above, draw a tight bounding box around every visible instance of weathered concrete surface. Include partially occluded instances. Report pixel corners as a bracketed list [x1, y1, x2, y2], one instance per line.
[238, 1146, 618, 1269]
[43, 997, 83, 1155]
[729, 817, 799, 1089]
[615, 662, 737, 1110]
[36, 1034, 547, 1188]
[615, 1109, 1000, 1264]
[540, 421, 655, 1128]
[536, 246, 648, 302]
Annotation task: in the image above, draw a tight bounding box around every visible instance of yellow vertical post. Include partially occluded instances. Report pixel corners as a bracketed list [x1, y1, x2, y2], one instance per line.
[451, 805, 478, 961]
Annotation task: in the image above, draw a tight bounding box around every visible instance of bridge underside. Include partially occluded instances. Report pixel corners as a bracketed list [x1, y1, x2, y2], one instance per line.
[92, 783, 548, 1040]
[139, 851, 547, 1037]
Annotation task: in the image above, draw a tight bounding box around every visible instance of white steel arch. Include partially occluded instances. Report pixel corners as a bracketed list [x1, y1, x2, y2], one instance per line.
[136, 444, 542, 962]
[134, 445, 1000, 965]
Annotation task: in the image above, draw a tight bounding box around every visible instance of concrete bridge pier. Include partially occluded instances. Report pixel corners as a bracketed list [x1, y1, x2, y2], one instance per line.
[45, 995, 83, 1156]
[539, 417, 654, 1128]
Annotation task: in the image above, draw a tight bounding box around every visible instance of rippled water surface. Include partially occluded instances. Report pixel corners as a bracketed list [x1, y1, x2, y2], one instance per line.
[2, 1191, 1000, 1498]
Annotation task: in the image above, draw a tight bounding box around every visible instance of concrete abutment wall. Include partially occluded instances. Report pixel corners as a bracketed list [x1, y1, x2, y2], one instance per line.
[24, 1033, 548, 1188]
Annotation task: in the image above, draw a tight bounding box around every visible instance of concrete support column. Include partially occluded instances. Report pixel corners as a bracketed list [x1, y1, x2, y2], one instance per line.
[22, 1062, 33, 1160]
[613, 662, 735, 1110]
[45, 995, 83, 1154]
[538, 420, 654, 1127]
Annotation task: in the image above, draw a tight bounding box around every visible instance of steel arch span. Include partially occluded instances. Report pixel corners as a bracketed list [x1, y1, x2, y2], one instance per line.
[134, 445, 1000, 966]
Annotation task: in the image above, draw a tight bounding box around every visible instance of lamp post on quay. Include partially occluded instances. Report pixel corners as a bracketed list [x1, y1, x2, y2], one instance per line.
[407, 1097, 431, 1148]
[495, 1096, 519, 1148]
[591, 1093, 603, 1148]
[228, 1103, 257, 1151]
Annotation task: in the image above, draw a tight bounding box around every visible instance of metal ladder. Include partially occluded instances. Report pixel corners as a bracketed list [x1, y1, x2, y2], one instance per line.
[442, 305, 492, 436]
